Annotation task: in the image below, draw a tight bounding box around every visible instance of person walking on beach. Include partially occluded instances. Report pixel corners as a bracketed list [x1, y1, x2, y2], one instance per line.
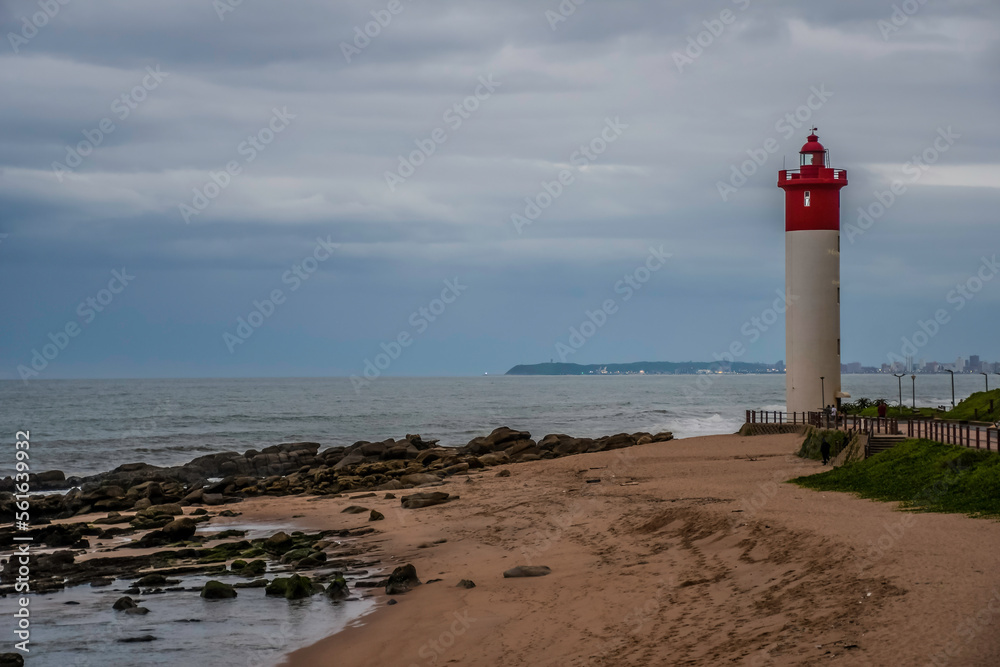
[820, 436, 831, 465]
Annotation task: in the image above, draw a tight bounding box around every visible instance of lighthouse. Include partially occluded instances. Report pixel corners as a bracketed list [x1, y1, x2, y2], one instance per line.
[778, 129, 848, 415]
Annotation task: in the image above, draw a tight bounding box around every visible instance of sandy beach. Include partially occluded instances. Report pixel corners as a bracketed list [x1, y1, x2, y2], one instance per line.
[255, 432, 1000, 666]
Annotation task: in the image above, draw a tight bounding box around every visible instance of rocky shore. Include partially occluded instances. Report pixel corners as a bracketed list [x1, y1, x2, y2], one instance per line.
[0, 426, 672, 649]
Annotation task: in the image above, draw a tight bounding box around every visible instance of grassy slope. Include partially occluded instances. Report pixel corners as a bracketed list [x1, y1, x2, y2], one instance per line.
[791, 439, 1000, 518]
[849, 389, 1000, 422]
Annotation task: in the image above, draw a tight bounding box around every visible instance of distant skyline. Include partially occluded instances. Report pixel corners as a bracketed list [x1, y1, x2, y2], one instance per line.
[2, 1, 998, 380]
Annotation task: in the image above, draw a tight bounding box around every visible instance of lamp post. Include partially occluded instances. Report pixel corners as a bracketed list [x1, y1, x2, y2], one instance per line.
[981, 372, 989, 392]
[820, 376, 825, 411]
[893, 373, 905, 412]
[944, 368, 955, 408]
[911, 374, 916, 409]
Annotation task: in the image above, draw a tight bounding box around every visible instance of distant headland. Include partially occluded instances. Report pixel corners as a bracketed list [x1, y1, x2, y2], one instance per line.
[505, 361, 784, 375]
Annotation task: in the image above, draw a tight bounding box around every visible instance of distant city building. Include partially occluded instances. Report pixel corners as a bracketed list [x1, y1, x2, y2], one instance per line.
[969, 355, 981, 372]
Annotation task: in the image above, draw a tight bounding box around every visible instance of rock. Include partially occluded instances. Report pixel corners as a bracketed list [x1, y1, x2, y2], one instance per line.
[191, 508, 208, 516]
[90, 577, 113, 587]
[457, 579, 476, 589]
[400, 492, 454, 509]
[136, 574, 169, 586]
[399, 473, 442, 487]
[0, 652, 25, 667]
[326, 575, 350, 601]
[283, 574, 315, 600]
[124, 606, 151, 615]
[147, 503, 183, 516]
[113, 596, 137, 611]
[477, 452, 509, 466]
[384, 493, 396, 499]
[387, 598, 398, 605]
[218, 509, 241, 517]
[496, 470, 511, 478]
[200, 581, 237, 599]
[441, 462, 470, 476]
[230, 559, 248, 571]
[651, 431, 674, 442]
[146, 518, 198, 544]
[263, 531, 294, 555]
[242, 560, 267, 577]
[118, 635, 157, 643]
[265, 578, 290, 597]
[202, 493, 226, 506]
[369, 510, 385, 521]
[503, 566, 552, 578]
[341, 506, 368, 514]
[385, 564, 421, 595]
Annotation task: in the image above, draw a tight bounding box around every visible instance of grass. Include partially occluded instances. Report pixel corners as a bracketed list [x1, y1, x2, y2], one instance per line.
[791, 439, 1000, 518]
[942, 389, 1000, 422]
[796, 428, 851, 461]
[845, 389, 1000, 422]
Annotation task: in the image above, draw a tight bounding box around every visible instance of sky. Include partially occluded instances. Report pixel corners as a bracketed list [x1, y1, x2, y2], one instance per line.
[1, 0, 998, 380]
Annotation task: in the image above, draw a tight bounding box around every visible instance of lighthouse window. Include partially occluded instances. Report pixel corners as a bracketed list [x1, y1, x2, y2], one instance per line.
[804, 191, 811, 207]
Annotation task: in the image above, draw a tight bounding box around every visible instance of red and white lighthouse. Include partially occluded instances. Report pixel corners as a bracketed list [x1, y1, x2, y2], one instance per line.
[778, 129, 848, 414]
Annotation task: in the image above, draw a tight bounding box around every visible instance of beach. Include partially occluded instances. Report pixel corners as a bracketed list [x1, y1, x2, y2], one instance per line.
[273, 432, 1000, 666]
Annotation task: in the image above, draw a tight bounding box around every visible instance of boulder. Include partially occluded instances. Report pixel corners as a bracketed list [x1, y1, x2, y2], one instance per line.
[503, 565, 552, 578]
[263, 531, 294, 555]
[369, 510, 385, 522]
[400, 492, 454, 509]
[124, 606, 150, 615]
[283, 574, 315, 600]
[400, 473, 442, 487]
[113, 596, 137, 611]
[457, 579, 476, 589]
[0, 653, 25, 667]
[385, 564, 421, 595]
[340, 506, 368, 514]
[201, 580, 237, 599]
[326, 575, 350, 601]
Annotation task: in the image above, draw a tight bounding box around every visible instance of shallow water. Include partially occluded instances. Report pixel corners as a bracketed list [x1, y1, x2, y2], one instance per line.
[26, 572, 377, 667]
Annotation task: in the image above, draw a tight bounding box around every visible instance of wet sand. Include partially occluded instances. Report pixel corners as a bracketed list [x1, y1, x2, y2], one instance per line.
[262, 433, 1000, 666]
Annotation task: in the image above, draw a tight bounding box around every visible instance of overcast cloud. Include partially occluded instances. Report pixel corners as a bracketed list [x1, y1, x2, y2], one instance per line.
[1, 0, 998, 379]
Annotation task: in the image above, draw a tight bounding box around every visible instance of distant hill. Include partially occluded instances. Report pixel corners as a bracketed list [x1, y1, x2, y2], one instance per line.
[505, 361, 782, 375]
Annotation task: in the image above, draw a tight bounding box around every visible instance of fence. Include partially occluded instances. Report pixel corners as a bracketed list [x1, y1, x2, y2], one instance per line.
[744, 410, 999, 452]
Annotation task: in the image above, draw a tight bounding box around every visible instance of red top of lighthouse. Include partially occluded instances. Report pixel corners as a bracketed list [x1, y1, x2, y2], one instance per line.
[777, 129, 848, 232]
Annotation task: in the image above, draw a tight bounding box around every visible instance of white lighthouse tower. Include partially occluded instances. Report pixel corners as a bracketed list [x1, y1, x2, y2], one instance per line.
[778, 130, 848, 415]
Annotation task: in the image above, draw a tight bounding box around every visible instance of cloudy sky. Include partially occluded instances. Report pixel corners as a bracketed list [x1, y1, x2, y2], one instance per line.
[1, 0, 998, 380]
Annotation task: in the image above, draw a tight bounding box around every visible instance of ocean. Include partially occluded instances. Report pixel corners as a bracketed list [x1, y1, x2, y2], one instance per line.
[0, 373, 982, 479]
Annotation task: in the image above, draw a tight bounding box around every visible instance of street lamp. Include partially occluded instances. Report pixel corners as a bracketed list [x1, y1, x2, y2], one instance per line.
[820, 376, 825, 411]
[981, 372, 989, 392]
[911, 374, 916, 409]
[893, 373, 905, 412]
[944, 368, 955, 408]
